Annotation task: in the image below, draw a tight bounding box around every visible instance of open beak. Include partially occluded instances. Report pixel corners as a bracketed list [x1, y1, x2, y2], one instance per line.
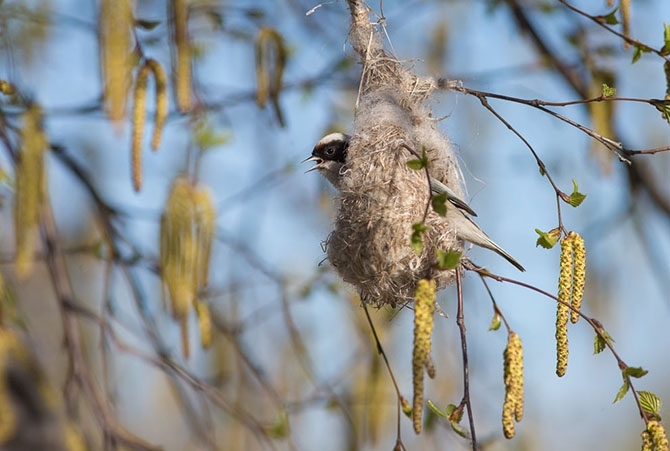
[301, 155, 322, 173]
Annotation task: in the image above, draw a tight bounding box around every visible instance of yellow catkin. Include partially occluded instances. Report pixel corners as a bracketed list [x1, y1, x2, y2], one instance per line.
[621, 0, 631, 49]
[146, 59, 168, 151]
[63, 422, 87, 451]
[160, 178, 216, 358]
[502, 331, 524, 439]
[255, 29, 270, 109]
[0, 80, 15, 95]
[131, 63, 150, 192]
[15, 104, 48, 278]
[570, 232, 586, 324]
[0, 329, 24, 443]
[100, 0, 132, 123]
[556, 234, 573, 377]
[255, 28, 287, 125]
[195, 300, 212, 349]
[648, 421, 670, 451]
[160, 179, 196, 318]
[171, 0, 191, 113]
[642, 430, 654, 451]
[412, 278, 436, 434]
[192, 186, 216, 288]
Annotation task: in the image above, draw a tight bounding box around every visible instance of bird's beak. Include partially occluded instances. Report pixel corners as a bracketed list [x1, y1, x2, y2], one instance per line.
[301, 155, 322, 173]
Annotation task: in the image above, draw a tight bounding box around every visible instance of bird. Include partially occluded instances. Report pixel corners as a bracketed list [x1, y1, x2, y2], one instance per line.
[304, 132, 526, 272]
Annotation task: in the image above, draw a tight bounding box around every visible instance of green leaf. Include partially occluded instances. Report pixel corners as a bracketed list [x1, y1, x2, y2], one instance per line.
[268, 412, 289, 438]
[626, 367, 648, 378]
[602, 83, 616, 98]
[427, 400, 448, 418]
[594, 334, 606, 354]
[613, 379, 630, 404]
[632, 45, 650, 64]
[638, 391, 662, 415]
[194, 118, 229, 151]
[444, 403, 459, 420]
[534, 228, 560, 249]
[595, 8, 619, 25]
[407, 159, 426, 170]
[431, 192, 448, 217]
[488, 313, 501, 331]
[411, 222, 429, 255]
[437, 249, 461, 270]
[653, 100, 670, 126]
[407, 148, 429, 170]
[450, 420, 468, 438]
[661, 23, 670, 55]
[135, 19, 162, 30]
[569, 179, 587, 207]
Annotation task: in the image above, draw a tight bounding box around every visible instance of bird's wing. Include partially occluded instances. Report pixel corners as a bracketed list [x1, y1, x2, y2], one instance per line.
[430, 179, 478, 217]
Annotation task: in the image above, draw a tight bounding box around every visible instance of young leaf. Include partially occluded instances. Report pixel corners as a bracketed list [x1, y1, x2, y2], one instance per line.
[407, 148, 429, 170]
[427, 400, 448, 419]
[535, 228, 560, 249]
[625, 366, 649, 378]
[594, 8, 619, 25]
[594, 334, 606, 354]
[613, 379, 630, 404]
[431, 192, 448, 217]
[602, 83, 616, 98]
[569, 179, 587, 207]
[489, 313, 501, 331]
[437, 249, 461, 270]
[661, 23, 670, 55]
[407, 159, 426, 170]
[638, 391, 662, 415]
[445, 403, 460, 422]
[411, 222, 429, 255]
[632, 45, 650, 63]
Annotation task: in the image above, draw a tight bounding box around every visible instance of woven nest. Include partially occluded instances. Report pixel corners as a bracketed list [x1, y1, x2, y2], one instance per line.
[325, 1, 466, 307]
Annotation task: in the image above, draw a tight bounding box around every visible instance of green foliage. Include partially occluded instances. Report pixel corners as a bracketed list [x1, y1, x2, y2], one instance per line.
[661, 23, 670, 56]
[594, 8, 619, 26]
[568, 179, 587, 207]
[436, 249, 461, 270]
[406, 148, 429, 170]
[638, 391, 662, 416]
[632, 45, 651, 63]
[535, 228, 561, 249]
[625, 366, 649, 378]
[594, 330, 614, 354]
[411, 222, 429, 255]
[614, 379, 630, 404]
[194, 117, 229, 151]
[489, 313, 502, 331]
[602, 83, 616, 98]
[431, 192, 448, 216]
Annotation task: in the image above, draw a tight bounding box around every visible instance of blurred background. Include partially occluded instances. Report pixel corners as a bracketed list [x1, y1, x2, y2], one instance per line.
[0, 0, 668, 450]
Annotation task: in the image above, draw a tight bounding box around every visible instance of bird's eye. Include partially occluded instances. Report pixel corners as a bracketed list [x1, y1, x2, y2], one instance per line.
[325, 147, 335, 156]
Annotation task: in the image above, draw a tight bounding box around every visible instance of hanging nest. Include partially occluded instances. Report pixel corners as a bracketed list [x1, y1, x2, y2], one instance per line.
[325, 1, 466, 307]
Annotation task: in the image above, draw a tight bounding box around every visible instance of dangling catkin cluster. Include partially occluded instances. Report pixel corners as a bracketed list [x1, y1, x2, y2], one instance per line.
[502, 331, 524, 439]
[131, 59, 169, 191]
[570, 232, 586, 324]
[555, 231, 586, 376]
[643, 421, 670, 451]
[160, 177, 216, 357]
[326, 2, 466, 307]
[100, 0, 133, 123]
[556, 234, 572, 377]
[170, 0, 192, 113]
[15, 103, 48, 278]
[411, 278, 436, 434]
